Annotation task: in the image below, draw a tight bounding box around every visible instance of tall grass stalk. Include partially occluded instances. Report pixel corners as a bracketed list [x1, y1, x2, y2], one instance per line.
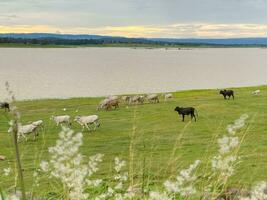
[4, 82, 27, 200]
[129, 105, 137, 188]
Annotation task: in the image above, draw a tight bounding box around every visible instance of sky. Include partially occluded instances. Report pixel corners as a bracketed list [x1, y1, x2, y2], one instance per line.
[1, 0, 267, 38]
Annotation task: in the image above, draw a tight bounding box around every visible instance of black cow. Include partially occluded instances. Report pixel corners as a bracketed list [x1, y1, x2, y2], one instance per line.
[0, 102, 10, 112]
[174, 106, 197, 122]
[220, 90, 234, 100]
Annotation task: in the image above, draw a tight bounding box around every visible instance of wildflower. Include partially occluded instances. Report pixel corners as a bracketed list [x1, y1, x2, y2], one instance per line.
[114, 157, 126, 173]
[163, 160, 200, 197]
[240, 181, 267, 200]
[40, 127, 103, 200]
[40, 161, 49, 172]
[3, 167, 11, 176]
[211, 114, 248, 178]
[149, 191, 170, 200]
[218, 136, 239, 155]
[226, 114, 248, 135]
[95, 158, 131, 200]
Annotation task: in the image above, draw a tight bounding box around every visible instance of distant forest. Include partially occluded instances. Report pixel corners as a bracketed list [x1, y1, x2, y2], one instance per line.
[1, 34, 267, 47]
[0, 37, 170, 46]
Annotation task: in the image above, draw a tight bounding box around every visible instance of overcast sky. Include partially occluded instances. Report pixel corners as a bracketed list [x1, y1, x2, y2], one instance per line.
[1, 0, 267, 38]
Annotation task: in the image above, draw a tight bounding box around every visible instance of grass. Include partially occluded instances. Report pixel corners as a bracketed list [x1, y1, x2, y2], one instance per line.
[0, 85, 267, 196]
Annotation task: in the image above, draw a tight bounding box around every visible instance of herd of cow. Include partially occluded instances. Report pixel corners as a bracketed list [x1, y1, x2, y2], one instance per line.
[97, 93, 164, 110]
[0, 89, 261, 141]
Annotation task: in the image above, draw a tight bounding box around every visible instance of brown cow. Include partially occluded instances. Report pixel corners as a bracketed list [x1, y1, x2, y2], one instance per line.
[106, 99, 119, 110]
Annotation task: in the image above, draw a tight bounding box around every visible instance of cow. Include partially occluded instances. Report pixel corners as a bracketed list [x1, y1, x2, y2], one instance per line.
[252, 90, 261, 96]
[130, 95, 145, 104]
[147, 94, 159, 103]
[9, 123, 39, 141]
[51, 115, 71, 126]
[174, 106, 197, 122]
[220, 90, 234, 100]
[106, 99, 119, 110]
[164, 93, 173, 101]
[0, 102, 10, 112]
[122, 96, 131, 104]
[74, 115, 100, 131]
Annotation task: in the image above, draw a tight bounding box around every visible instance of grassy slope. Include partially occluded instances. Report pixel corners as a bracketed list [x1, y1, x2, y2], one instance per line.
[0, 86, 267, 194]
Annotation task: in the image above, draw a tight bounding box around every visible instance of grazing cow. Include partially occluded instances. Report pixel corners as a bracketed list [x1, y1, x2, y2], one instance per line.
[105, 95, 119, 102]
[138, 96, 145, 104]
[51, 115, 71, 126]
[16, 123, 38, 141]
[252, 90, 261, 96]
[106, 99, 119, 110]
[174, 106, 197, 122]
[164, 93, 173, 101]
[220, 90, 234, 100]
[32, 120, 43, 127]
[0, 102, 10, 112]
[97, 98, 110, 110]
[31, 120, 44, 132]
[147, 94, 159, 103]
[122, 96, 131, 104]
[130, 95, 145, 104]
[74, 115, 100, 131]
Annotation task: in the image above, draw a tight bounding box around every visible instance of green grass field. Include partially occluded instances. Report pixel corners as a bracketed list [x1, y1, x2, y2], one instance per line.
[1, 86, 267, 196]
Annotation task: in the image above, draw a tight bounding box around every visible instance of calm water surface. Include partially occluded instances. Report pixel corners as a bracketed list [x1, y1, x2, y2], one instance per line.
[0, 47, 267, 100]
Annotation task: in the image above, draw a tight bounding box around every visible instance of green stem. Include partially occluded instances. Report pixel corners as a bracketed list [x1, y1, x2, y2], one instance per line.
[12, 120, 26, 200]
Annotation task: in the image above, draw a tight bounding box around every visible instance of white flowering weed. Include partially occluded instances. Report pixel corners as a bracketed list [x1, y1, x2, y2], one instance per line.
[40, 126, 103, 200]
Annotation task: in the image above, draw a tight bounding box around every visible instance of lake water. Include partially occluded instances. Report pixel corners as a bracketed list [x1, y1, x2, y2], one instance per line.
[0, 47, 267, 100]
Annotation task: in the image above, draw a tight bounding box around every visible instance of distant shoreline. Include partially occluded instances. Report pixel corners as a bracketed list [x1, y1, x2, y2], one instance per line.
[1, 43, 267, 48]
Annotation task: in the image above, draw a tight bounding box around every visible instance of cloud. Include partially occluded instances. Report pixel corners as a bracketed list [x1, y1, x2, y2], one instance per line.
[1, 23, 267, 38]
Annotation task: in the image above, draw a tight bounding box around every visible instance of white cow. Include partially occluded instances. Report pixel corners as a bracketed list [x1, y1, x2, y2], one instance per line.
[164, 93, 173, 101]
[51, 115, 71, 126]
[32, 120, 43, 127]
[130, 95, 145, 104]
[74, 115, 100, 131]
[147, 94, 159, 103]
[107, 95, 119, 101]
[97, 98, 110, 110]
[252, 90, 261, 96]
[17, 123, 38, 141]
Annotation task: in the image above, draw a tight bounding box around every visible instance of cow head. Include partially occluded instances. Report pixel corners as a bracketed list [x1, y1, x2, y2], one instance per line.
[174, 106, 181, 112]
[219, 90, 225, 95]
[74, 116, 81, 122]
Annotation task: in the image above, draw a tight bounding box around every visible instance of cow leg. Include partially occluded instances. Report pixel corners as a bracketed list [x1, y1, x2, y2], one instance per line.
[22, 133, 27, 141]
[192, 113, 196, 122]
[232, 94, 235, 100]
[182, 115, 185, 122]
[85, 124, 91, 131]
[93, 122, 97, 130]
